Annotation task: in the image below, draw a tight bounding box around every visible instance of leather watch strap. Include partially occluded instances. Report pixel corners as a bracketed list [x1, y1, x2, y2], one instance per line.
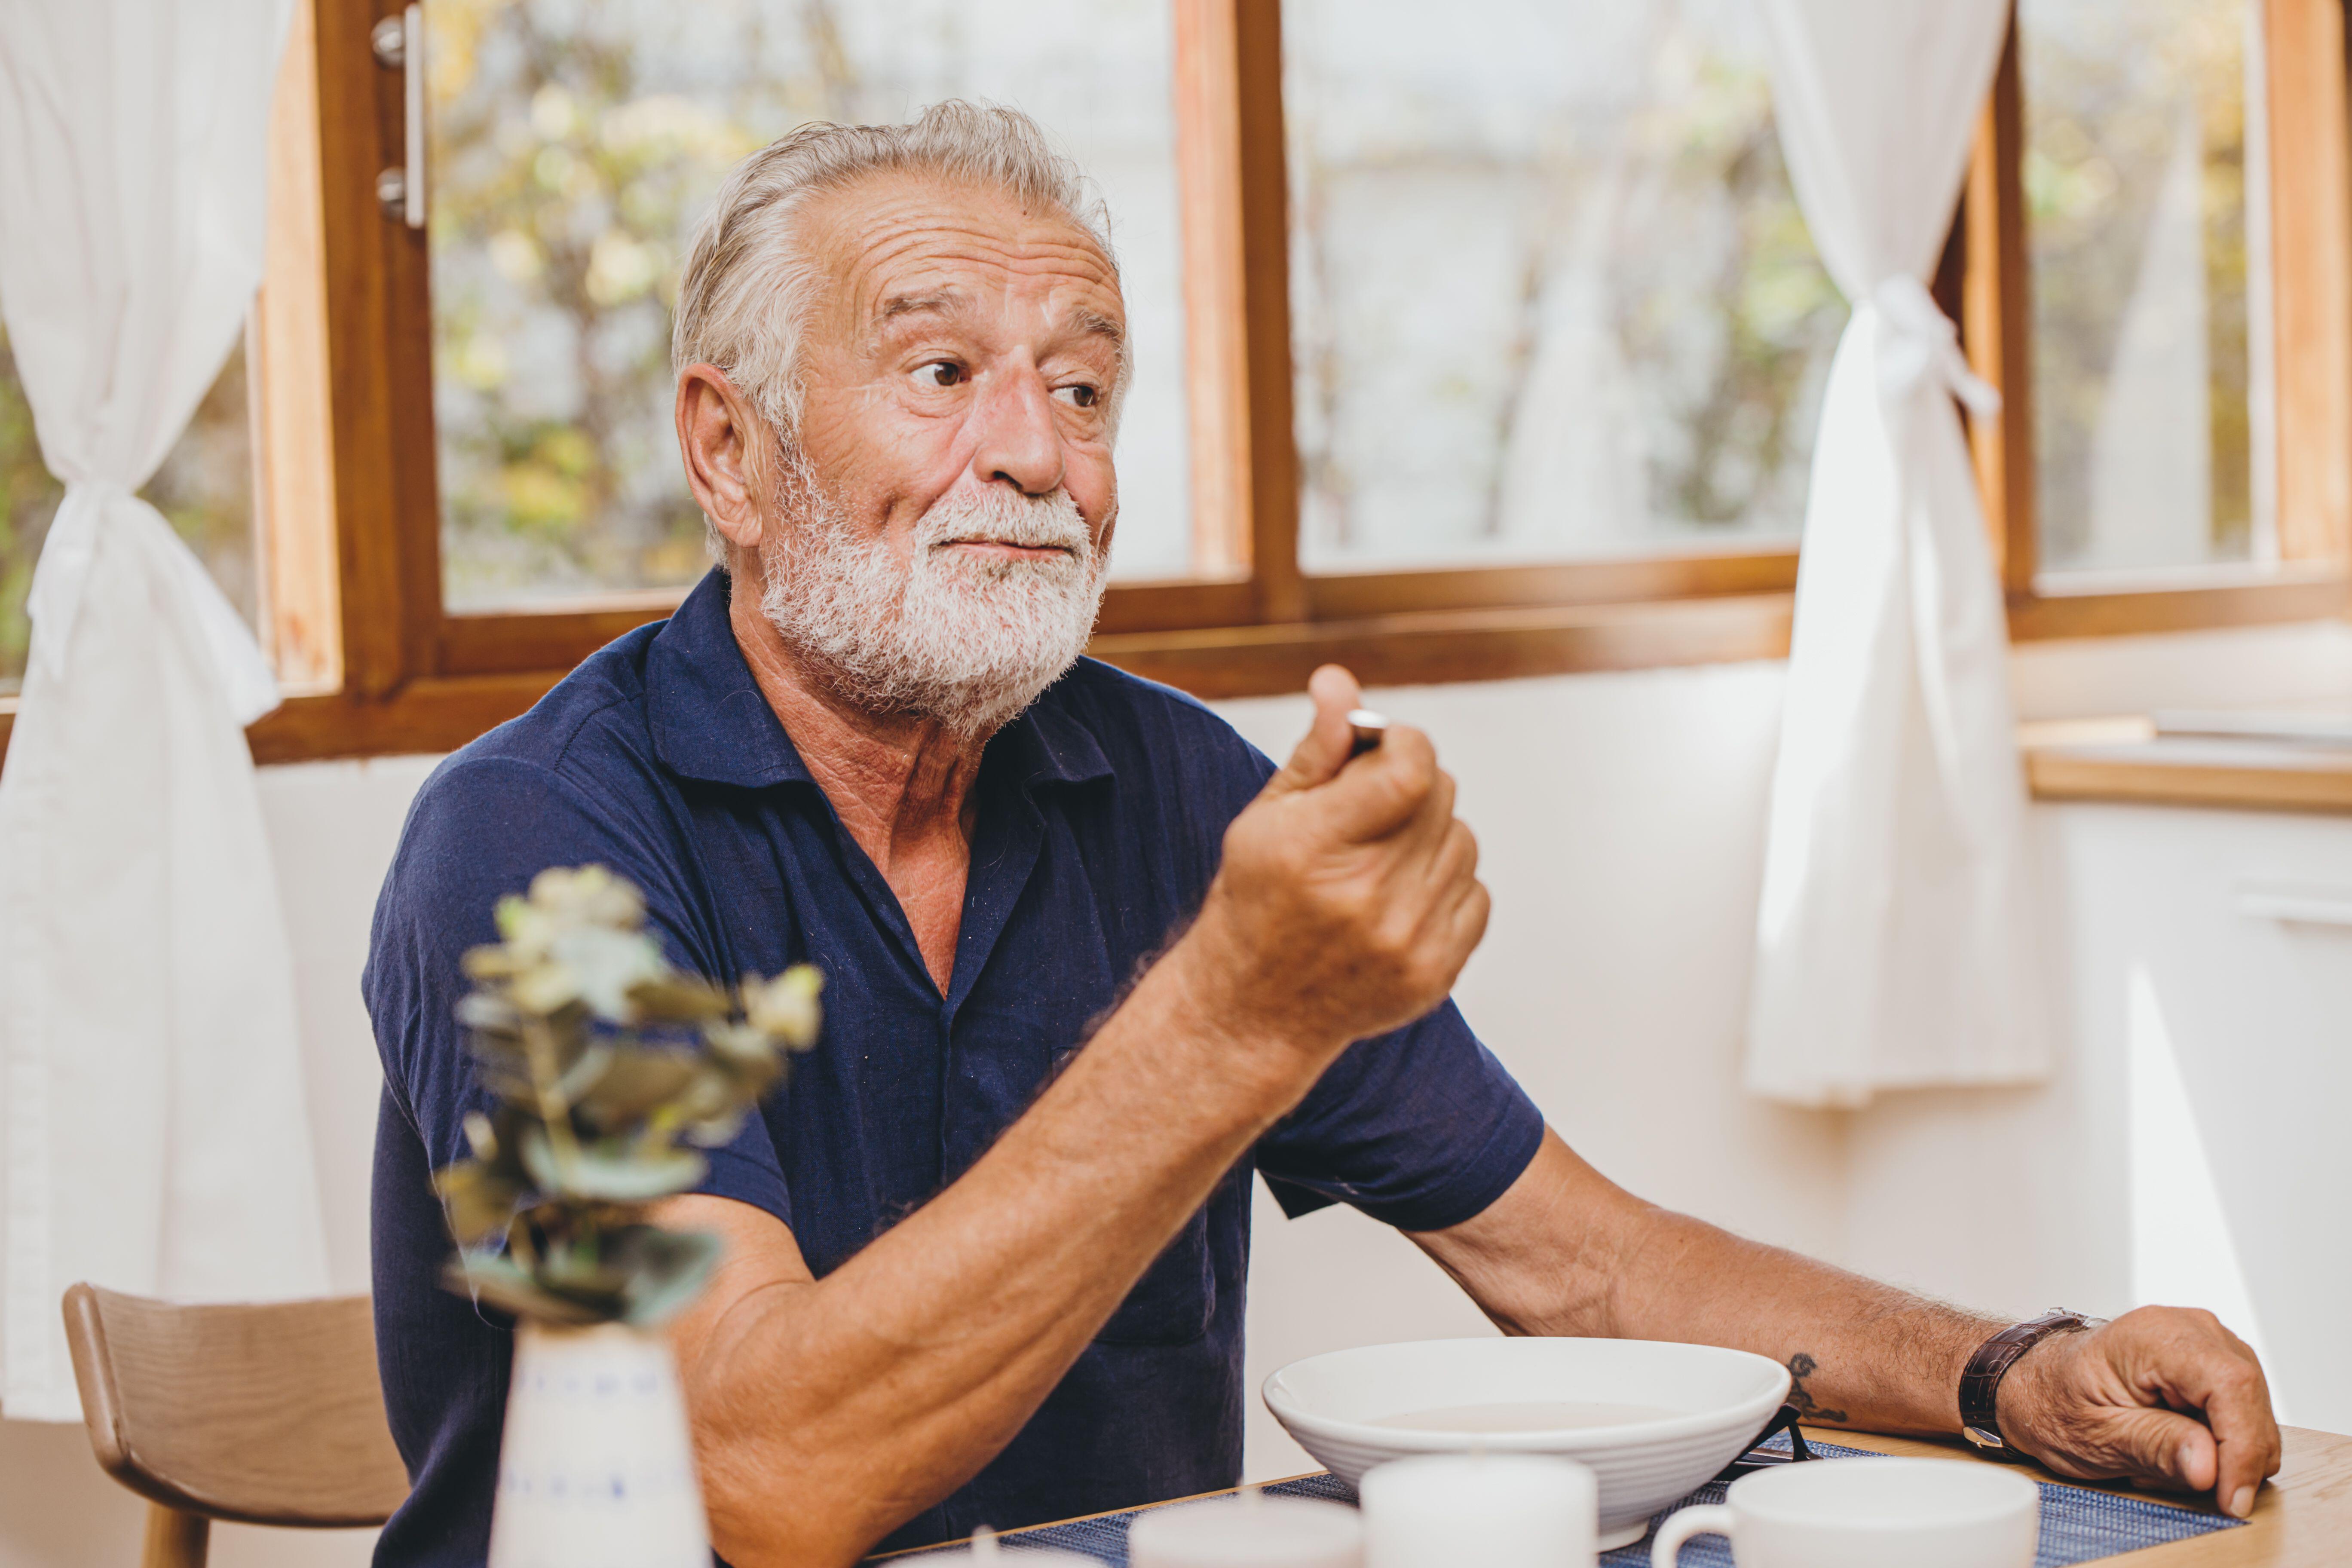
[1960, 1310, 2098, 1452]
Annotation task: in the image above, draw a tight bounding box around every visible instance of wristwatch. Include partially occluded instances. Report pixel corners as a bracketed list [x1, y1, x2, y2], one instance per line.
[1960, 1310, 2101, 1453]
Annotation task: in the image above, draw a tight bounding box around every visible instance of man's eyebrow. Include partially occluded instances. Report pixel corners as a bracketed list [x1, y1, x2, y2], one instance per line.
[1067, 309, 1125, 352]
[870, 290, 1125, 356]
[873, 289, 972, 331]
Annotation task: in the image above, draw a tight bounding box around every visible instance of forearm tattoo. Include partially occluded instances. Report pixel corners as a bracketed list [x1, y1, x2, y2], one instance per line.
[1785, 1352, 1849, 1424]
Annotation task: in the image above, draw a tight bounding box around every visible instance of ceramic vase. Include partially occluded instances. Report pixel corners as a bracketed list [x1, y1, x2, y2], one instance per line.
[485, 1320, 711, 1568]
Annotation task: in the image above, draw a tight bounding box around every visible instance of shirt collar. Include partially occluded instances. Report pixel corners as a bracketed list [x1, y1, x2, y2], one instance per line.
[646, 570, 816, 788]
[646, 569, 1113, 795]
[990, 674, 1115, 795]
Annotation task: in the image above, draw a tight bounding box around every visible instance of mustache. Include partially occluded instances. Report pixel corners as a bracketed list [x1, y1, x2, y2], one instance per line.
[916, 487, 1093, 557]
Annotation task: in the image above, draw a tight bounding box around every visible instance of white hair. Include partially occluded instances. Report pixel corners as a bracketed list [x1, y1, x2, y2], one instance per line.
[671, 100, 1125, 458]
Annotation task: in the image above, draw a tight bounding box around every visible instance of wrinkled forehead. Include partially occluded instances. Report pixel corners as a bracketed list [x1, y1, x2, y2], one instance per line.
[794, 171, 1126, 351]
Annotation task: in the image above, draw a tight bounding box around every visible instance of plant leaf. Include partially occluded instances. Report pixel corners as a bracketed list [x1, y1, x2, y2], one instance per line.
[517, 1123, 707, 1202]
[441, 866, 824, 1326]
[433, 1158, 527, 1246]
[609, 1226, 724, 1327]
[534, 1240, 634, 1298]
[568, 1047, 701, 1131]
[740, 964, 824, 1049]
[550, 926, 668, 1022]
[446, 1250, 611, 1325]
[628, 974, 732, 1023]
[551, 1039, 618, 1106]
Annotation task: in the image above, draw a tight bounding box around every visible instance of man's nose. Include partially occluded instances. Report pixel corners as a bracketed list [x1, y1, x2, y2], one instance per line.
[969, 365, 1066, 497]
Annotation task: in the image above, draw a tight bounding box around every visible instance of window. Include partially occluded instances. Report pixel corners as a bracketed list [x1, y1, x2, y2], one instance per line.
[6, 0, 2342, 765]
[1283, 0, 1839, 572]
[426, 0, 1197, 606]
[2023, 0, 2266, 574]
[1981, 0, 2350, 637]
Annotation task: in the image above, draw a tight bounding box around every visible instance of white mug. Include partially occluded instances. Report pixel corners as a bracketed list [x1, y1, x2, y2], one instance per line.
[1649, 1458, 2037, 1568]
[1129, 1494, 1364, 1568]
[1361, 1453, 1596, 1568]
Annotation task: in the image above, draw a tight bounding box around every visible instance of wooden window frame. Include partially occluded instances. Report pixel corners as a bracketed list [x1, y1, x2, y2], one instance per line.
[1969, 0, 2352, 643]
[1, 0, 2344, 767]
[290, 0, 1801, 761]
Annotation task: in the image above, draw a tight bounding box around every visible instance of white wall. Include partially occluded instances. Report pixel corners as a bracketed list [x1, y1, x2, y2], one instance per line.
[1213, 662, 1853, 1478]
[1231, 619, 2352, 1474]
[1831, 625, 2352, 1442]
[6, 621, 2352, 1562]
[0, 756, 442, 1568]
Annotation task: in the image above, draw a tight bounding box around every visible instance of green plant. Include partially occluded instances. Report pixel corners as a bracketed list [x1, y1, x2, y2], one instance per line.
[434, 864, 821, 1326]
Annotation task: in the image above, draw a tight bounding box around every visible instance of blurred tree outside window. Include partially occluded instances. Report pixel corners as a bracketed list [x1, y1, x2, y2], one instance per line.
[1283, 0, 1844, 572]
[0, 322, 259, 699]
[426, 0, 1192, 610]
[2022, 0, 2268, 574]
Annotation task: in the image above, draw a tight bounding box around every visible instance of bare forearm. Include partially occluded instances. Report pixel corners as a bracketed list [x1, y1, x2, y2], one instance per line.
[1598, 1208, 1995, 1434]
[1418, 1132, 1995, 1438]
[1422, 1132, 2280, 1517]
[673, 943, 1314, 1565]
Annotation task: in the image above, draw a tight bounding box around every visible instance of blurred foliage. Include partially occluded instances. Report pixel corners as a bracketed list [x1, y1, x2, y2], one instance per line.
[1286, 2, 1843, 557]
[147, 347, 263, 630]
[436, 864, 823, 1326]
[429, 0, 871, 607]
[1618, 52, 1842, 530]
[0, 322, 257, 696]
[430, 0, 1197, 599]
[2024, 0, 2252, 567]
[0, 326, 63, 692]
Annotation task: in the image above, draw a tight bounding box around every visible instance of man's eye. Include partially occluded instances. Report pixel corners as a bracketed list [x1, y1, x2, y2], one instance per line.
[1055, 383, 1099, 409]
[914, 361, 965, 388]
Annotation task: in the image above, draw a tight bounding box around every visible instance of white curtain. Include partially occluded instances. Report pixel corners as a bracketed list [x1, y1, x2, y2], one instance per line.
[1747, 0, 2049, 1108]
[0, 0, 328, 1420]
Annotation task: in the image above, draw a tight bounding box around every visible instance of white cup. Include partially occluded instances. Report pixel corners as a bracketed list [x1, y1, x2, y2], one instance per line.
[1128, 1494, 1364, 1568]
[1648, 1458, 2037, 1568]
[1361, 1452, 1597, 1568]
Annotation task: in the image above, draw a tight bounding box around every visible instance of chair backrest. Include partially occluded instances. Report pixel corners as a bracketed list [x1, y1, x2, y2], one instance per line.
[62, 1283, 411, 1528]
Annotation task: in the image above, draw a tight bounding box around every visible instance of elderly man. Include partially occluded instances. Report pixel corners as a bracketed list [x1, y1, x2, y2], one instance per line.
[366, 104, 2278, 1567]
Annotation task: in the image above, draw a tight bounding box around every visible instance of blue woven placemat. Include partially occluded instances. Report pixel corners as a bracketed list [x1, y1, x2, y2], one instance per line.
[887, 1435, 2243, 1565]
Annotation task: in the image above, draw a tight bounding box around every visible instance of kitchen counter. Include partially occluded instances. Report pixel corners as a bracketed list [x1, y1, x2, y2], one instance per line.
[2024, 717, 2352, 813]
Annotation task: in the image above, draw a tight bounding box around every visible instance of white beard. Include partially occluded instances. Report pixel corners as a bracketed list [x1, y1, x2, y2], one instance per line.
[756, 462, 1110, 739]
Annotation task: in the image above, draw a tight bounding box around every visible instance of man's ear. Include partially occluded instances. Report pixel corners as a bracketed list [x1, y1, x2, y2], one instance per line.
[676, 365, 772, 555]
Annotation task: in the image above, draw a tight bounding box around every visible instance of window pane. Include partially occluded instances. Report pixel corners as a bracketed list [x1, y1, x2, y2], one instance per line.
[427, 0, 1191, 610]
[0, 324, 257, 698]
[1284, 0, 1841, 574]
[2023, 0, 2266, 574]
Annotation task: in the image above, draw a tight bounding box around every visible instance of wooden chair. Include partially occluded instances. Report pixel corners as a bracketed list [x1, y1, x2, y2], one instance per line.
[61, 1283, 411, 1568]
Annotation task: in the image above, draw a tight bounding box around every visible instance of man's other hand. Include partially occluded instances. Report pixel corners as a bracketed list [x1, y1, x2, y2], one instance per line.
[1177, 664, 1489, 1074]
[2000, 1306, 2282, 1516]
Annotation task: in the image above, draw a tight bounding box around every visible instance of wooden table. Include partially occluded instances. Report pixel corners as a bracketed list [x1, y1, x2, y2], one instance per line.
[912, 1424, 2352, 1565]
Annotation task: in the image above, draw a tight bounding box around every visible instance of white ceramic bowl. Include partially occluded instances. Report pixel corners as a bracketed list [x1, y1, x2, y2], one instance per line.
[1263, 1338, 1792, 1550]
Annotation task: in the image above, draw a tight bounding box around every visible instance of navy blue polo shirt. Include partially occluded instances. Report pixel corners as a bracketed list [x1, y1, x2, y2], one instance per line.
[364, 569, 1544, 1565]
